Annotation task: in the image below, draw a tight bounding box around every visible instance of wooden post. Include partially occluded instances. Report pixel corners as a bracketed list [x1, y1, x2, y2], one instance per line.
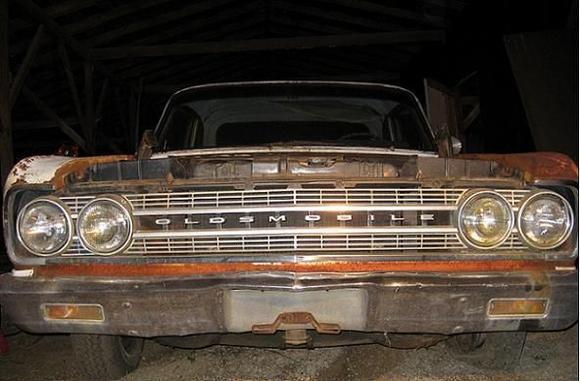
[84, 61, 95, 152]
[0, 0, 14, 185]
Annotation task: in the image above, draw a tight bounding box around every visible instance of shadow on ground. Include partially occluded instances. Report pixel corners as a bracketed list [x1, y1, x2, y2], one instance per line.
[0, 324, 577, 381]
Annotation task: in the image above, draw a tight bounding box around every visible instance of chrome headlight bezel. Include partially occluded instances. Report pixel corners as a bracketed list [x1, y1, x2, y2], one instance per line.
[16, 197, 73, 256]
[517, 191, 574, 250]
[457, 190, 515, 250]
[76, 195, 134, 256]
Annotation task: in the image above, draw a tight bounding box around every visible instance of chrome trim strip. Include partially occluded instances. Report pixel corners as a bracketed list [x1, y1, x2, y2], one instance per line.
[133, 226, 458, 239]
[132, 204, 457, 216]
[152, 146, 439, 159]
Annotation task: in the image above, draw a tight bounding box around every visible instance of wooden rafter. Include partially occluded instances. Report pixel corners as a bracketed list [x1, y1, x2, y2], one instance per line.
[91, 30, 445, 60]
[83, 0, 235, 47]
[22, 86, 86, 149]
[84, 61, 95, 149]
[272, 1, 408, 33]
[312, 0, 447, 28]
[14, 0, 131, 88]
[9, 24, 45, 108]
[63, 0, 173, 36]
[58, 44, 85, 130]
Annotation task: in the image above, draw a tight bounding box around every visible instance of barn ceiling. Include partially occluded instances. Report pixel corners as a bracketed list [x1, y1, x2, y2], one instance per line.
[4, 0, 469, 155]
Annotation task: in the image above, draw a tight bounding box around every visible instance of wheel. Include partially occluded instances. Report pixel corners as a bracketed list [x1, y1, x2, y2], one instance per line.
[70, 334, 144, 380]
[447, 332, 527, 370]
[446, 332, 487, 353]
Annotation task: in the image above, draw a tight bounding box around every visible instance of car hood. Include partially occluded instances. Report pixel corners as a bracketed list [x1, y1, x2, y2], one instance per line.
[4, 146, 533, 196]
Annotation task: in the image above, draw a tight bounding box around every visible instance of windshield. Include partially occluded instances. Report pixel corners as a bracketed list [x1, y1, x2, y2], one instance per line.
[157, 83, 435, 152]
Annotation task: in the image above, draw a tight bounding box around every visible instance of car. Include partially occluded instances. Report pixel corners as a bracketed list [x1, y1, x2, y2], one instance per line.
[1, 81, 577, 380]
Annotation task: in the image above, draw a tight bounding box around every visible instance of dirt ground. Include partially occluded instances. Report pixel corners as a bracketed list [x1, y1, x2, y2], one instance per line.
[0, 324, 577, 381]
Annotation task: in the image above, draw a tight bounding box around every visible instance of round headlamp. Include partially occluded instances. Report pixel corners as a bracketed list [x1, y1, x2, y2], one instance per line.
[457, 190, 514, 249]
[17, 198, 72, 256]
[77, 196, 133, 255]
[518, 191, 573, 249]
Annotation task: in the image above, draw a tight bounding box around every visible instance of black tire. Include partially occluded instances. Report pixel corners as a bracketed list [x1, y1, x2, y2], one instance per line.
[446, 332, 487, 353]
[447, 331, 527, 370]
[70, 334, 144, 381]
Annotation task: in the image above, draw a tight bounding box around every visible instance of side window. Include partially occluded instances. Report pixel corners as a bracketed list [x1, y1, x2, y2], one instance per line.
[160, 107, 203, 150]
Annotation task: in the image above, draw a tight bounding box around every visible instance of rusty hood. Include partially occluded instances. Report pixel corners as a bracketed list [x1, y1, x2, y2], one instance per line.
[4, 145, 542, 196]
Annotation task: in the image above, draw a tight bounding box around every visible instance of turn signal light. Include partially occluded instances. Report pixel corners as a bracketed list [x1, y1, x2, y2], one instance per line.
[43, 303, 105, 322]
[488, 298, 548, 317]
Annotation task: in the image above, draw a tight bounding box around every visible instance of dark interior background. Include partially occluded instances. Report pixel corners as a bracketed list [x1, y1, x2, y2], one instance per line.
[0, 0, 578, 270]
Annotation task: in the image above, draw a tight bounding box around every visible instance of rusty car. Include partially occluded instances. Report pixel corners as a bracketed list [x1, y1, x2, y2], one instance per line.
[1, 81, 577, 380]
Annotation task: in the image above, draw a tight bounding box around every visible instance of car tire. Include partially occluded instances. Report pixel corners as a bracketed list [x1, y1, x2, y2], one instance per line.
[70, 334, 144, 380]
[446, 332, 487, 353]
[447, 332, 527, 370]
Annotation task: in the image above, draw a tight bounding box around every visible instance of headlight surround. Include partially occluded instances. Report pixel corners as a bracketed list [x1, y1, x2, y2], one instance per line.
[17, 198, 72, 256]
[517, 191, 573, 249]
[457, 190, 514, 249]
[77, 196, 133, 255]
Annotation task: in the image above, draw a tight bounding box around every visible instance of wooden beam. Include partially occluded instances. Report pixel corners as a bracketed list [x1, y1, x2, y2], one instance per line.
[91, 30, 446, 60]
[46, 0, 102, 18]
[58, 44, 85, 131]
[460, 102, 481, 131]
[22, 86, 86, 149]
[15, 0, 91, 59]
[0, 0, 13, 183]
[312, 0, 447, 27]
[96, 78, 109, 118]
[14, 118, 82, 131]
[14, 0, 133, 90]
[9, 24, 45, 108]
[84, 61, 95, 151]
[63, 0, 177, 36]
[272, 0, 410, 32]
[83, 0, 234, 48]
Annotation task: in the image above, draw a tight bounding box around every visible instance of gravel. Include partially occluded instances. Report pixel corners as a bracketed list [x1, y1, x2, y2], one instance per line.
[0, 324, 577, 381]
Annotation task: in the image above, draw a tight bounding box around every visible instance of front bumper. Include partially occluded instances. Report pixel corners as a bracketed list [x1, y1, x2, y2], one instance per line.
[0, 270, 577, 337]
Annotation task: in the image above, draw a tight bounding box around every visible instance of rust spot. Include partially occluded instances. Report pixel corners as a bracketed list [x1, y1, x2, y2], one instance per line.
[33, 260, 574, 278]
[460, 152, 578, 182]
[52, 155, 135, 189]
[527, 271, 552, 298]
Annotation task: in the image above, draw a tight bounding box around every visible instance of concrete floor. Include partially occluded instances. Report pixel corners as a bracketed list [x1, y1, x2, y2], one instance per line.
[0, 325, 577, 381]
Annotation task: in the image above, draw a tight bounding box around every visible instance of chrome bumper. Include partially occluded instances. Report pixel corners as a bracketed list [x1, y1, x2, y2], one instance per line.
[0, 270, 577, 337]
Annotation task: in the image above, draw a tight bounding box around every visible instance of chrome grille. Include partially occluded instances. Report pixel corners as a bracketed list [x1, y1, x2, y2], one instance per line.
[63, 232, 526, 257]
[59, 187, 531, 257]
[126, 188, 531, 209]
[61, 188, 531, 213]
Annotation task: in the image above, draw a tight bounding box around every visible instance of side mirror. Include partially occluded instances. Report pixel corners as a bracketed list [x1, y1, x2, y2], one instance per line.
[450, 136, 462, 155]
[137, 130, 158, 160]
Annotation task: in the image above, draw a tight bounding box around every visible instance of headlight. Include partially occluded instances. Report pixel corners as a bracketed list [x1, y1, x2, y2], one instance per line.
[17, 198, 72, 256]
[518, 191, 573, 249]
[77, 197, 133, 255]
[457, 190, 514, 249]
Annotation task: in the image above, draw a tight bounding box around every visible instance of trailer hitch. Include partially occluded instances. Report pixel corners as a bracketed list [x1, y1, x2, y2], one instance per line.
[252, 312, 341, 335]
